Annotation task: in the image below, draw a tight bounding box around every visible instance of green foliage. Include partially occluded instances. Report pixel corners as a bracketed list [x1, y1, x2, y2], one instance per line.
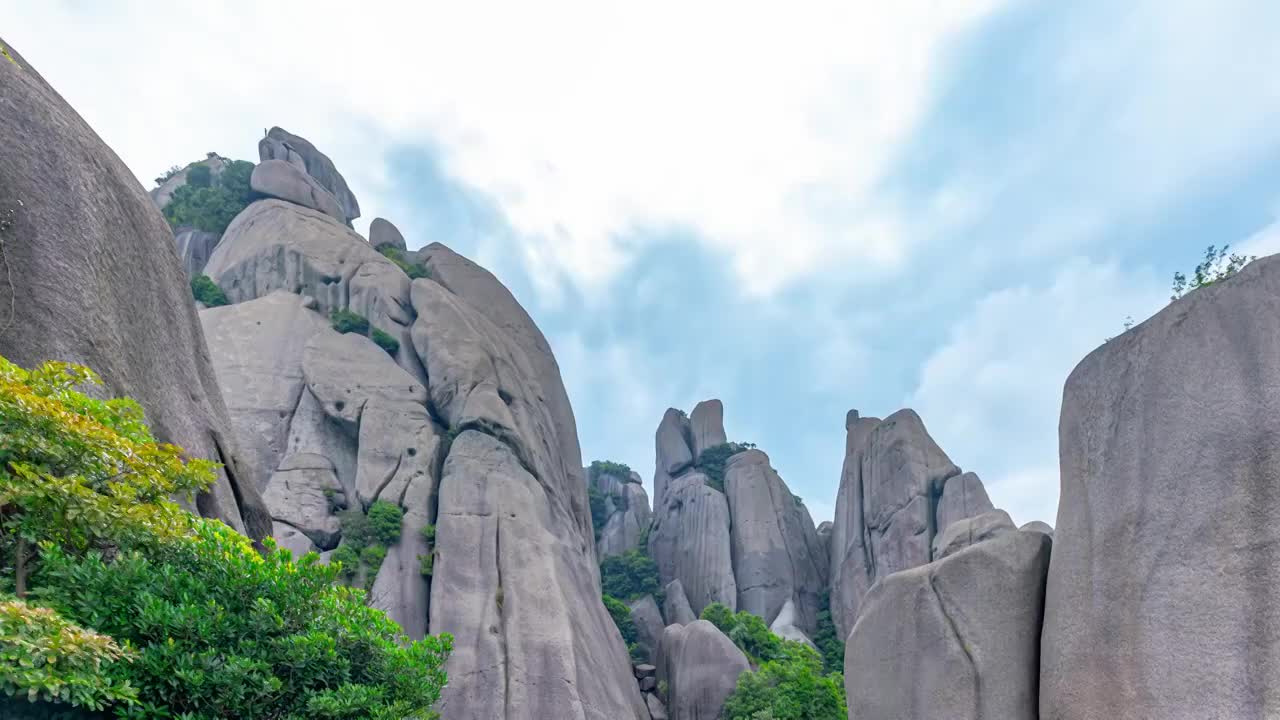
[371, 328, 400, 355]
[695, 442, 756, 493]
[378, 247, 430, 280]
[420, 524, 436, 544]
[333, 502, 402, 588]
[331, 545, 359, 579]
[699, 602, 735, 634]
[599, 549, 660, 602]
[1, 598, 137, 712]
[418, 553, 434, 578]
[153, 165, 183, 185]
[162, 159, 257, 234]
[812, 592, 844, 676]
[588, 486, 608, 542]
[0, 353, 451, 719]
[721, 642, 847, 720]
[365, 502, 404, 546]
[588, 460, 634, 480]
[1171, 245, 1256, 301]
[185, 164, 212, 188]
[330, 308, 371, 336]
[602, 594, 637, 647]
[190, 274, 229, 307]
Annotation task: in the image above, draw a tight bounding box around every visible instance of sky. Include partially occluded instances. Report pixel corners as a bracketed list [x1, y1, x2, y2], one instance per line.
[7, 0, 1280, 526]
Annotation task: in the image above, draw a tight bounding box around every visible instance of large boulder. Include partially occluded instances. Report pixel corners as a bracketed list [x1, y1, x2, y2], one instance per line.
[369, 217, 407, 251]
[0, 37, 269, 538]
[656, 620, 750, 720]
[649, 472, 737, 616]
[829, 409, 995, 637]
[768, 598, 815, 648]
[259, 126, 360, 223]
[1041, 256, 1280, 719]
[629, 594, 665, 664]
[653, 408, 694, 508]
[250, 159, 345, 222]
[932, 509, 1015, 560]
[689, 399, 727, 458]
[723, 449, 827, 633]
[430, 430, 648, 720]
[846, 530, 1051, 720]
[663, 579, 698, 625]
[260, 453, 344, 549]
[594, 469, 653, 558]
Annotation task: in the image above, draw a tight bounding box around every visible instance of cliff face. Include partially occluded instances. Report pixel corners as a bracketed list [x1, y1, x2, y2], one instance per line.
[195, 131, 646, 719]
[0, 36, 270, 539]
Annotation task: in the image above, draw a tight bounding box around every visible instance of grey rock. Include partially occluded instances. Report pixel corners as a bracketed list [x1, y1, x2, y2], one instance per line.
[650, 472, 737, 616]
[654, 408, 694, 508]
[663, 579, 698, 625]
[261, 452, 343, 549]
[934, 471, 995, 538]
[200, 291, 329, 492]
[369, 217, 406, 251]
[0, 37, 269, 539]
[630, 596, 665, 665]
[646, 693, 669, 720]
[689, 399, 727, 458]
[369, 463, 439, 640]
[430, 430, 648, 720]
[656, 620, 749, 720]
[272, 520, 317, 558]
[639, 676, 657, 693]
[768, 598, 816, 649]
[816, 520, 834, 558]
[259, 126, 361, 223]
[419, 242, 590, 539]
[595, 468, 653, 558]
[831, 408, 994, 638]
[634, 663, 657, 679]
[932, 509, 1016, 560]
[1042, 255, 1280, 720]
[723, 449, 827, 632]
[846, 531, 1050, 720]
[175, 228, 221, 278]
[1019, 520, 1053, 538]
[250, 159, 345, 222]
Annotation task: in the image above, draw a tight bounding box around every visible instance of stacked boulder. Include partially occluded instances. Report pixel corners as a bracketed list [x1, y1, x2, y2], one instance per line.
[590, 464, 653, 558]
[197, 130, 648, 719]
[648, 400, 828, 640]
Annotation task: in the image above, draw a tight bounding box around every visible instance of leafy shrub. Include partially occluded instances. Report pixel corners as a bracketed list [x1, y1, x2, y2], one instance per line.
[588, 486, 609, 542]
[700, 602, 735, 634]
[333, 501, 402, 587]
[162, 159, 257, 235]
[1, 598, 138, 712]
[698, 604, 782, 663]
[191, 273, 229, 307]
[588, 460, 634, 480]
[0, 353, 451, 719]
[331, 544, 359, 579]
[420, 524, 436, 544]
[600, 550, 660, 603]
[721, 641, 847, 720]
[331, 308, 371, 335]
[812, 592, 844, 675]
[371, 327, 400, 355]
[602, 594, 637, 648]
[365, 501, 404, 546]
[695, 442, 756, 493]
[153, 164, 183, 185]
[378, 247, 430, 280]
[1171, 244, 1256, 301]
[419, 553, 434, 578]
[185, 164, 212, 188]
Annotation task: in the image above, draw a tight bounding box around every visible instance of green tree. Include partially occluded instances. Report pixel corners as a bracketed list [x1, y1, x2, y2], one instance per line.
[191, 274, 230, 307]
[588, 486, 609, 542]
[163, 159, 258, 235]
[599, 549, 660, 602]
[697, 604, 782, 663]
[721, 642, 847, 720]
[0, 354, 451, 718]
[695, 442, 756, 493]
[588, 460, 634, 480]
[1171, 244, 1255, 301]
[811, 592, 844, 675]
[602, 594, 637, 649]
[700, 602, 735, 634]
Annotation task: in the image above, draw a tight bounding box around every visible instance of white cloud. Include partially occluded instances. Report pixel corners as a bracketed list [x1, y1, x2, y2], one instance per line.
[907, 257, 1168, 526]
[2, 0, 1001, 301]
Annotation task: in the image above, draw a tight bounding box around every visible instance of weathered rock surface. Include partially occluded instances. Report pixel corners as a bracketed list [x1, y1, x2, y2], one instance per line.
[594, 468, 653, 558]
[723, 449, 827, 632]
[369, 217, 407, 251]
[656, 620, 750, 720]
[645, 693, 669, 720]
[250, 159, 345, 222]
[0, 37, 269, 538]
[259, 126, 361, 223]
[175, 228, 221, 278]
[1042, 256, 1280, 720]
[430, 431, 648, 720]
[650, 472, 737, 616]
[846, 530, 1051, 720]
[261, 453, 344, 549]
[932, 509, 1016, 560]
[768, 598, 815, 648]
[830, 409, 997, 637]
[653, 408, 694, 508]
[629, 595, 665, 664]
[689, 399, 727, 458]
[1019, 521, 1053, 538]
[663, 579, 698, 625]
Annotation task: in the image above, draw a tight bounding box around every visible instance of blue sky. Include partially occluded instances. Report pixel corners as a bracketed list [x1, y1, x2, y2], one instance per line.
[8, 0, 1280, 524]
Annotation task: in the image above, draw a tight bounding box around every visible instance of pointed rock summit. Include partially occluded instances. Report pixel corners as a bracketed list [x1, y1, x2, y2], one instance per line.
[259, 126, 361, 224]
